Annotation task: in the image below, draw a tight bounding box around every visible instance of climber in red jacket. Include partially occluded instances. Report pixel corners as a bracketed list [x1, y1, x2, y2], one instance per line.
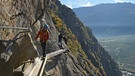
[35, 25, 49, 57]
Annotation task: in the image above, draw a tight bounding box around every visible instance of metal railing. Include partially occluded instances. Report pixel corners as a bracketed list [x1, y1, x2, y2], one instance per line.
[0, 26, 29, 30]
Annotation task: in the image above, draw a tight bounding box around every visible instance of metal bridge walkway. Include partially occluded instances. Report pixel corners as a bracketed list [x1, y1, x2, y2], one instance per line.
[14, 49, 67, 76]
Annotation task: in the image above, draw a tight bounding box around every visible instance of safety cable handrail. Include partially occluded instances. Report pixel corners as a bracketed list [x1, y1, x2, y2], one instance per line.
[30, 9, 44, 26]
[10, 12, 24, 20]
[0, 26, 29, 30]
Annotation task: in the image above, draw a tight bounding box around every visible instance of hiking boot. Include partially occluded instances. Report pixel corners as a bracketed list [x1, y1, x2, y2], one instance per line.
[30, 58, 35, 63]
[41, 55, 46, 60]
[41, 57, 45, 60]
[43, 54, 46, 57]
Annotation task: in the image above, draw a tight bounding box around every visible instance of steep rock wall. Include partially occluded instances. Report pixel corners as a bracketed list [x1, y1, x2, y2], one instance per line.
[0, 0, 97, 76]
[52, 0, 122, 76]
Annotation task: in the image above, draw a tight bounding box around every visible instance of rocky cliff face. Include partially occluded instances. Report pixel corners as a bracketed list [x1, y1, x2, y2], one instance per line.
[0, 0, 122, 76]
[51, 0, 122, 76]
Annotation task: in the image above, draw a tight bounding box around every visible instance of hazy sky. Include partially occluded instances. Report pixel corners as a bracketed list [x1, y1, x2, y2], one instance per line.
[59, 0, 135, 8]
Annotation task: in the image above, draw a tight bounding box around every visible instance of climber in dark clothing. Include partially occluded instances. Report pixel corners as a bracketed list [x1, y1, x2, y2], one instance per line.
[58, 33, 63, 48]
[63, 35, 67, 45]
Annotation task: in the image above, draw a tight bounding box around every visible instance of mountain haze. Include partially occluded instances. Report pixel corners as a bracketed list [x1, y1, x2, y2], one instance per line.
[73, 3, 135, 37]
[73, 3, 135, 73]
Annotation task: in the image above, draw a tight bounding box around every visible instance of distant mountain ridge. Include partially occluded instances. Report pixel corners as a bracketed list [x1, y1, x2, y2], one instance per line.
[73, 3, 135, 73]
[73, 3, 135, 37]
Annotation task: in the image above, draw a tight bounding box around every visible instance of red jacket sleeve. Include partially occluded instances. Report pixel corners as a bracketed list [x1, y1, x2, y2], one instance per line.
[35, 30, 41, 40]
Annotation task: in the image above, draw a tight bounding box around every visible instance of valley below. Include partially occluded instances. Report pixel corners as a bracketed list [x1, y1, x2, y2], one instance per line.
[97, 35, 135, 75]
[73, 3, 135, 75]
